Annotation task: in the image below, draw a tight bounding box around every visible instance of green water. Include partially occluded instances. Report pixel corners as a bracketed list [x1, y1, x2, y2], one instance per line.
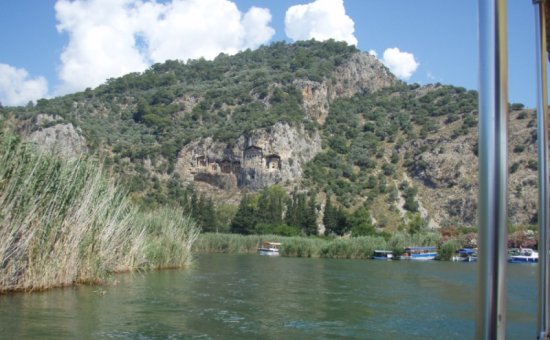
[0, 253, 538, 339]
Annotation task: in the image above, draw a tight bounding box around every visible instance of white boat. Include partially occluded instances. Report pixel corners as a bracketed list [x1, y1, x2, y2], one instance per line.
[400, 246, 437, 261]
[258, 242, 281, 256]
[372, 250, 394, 260]
[508, 248, 538, 263]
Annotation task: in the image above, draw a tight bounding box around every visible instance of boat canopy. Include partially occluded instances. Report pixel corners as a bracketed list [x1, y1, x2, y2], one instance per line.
[261, 242, 281, 246]
[457, 248, 477, 255]
[405, 246, 437, 251]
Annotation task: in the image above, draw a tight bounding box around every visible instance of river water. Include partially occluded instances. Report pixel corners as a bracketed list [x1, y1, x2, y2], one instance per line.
[0, 253, 538, 339]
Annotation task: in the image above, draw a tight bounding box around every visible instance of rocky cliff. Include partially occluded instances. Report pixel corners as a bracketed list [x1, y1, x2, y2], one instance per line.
[27, 114, 88, 158]
[295, 53, 398, 124]
[171, 50, 397, 196]
[405, 108, 539, 228]
[174, 122, 322, 193]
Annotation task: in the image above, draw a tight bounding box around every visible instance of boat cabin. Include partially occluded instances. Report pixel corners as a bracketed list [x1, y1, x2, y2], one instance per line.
[258, 242, 281, 256]
[372, 250, 394, 260]
[401, 246, 437, 261]
[453, 248, 478, 262]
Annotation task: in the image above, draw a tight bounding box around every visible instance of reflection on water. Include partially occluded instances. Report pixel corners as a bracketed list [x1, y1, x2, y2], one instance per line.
[0, 254, 538, 339]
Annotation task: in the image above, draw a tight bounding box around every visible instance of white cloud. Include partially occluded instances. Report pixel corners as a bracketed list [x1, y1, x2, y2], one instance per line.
[368, 49, 377, 58]
[381, 47, 419, 80]
[54, 0, 275, 95]
[285, 0, 357, 46]
[55, 0, 149, 95]
[0, 64, 48, 106]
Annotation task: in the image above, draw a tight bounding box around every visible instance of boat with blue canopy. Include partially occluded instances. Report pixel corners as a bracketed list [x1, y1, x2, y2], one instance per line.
[400, 246, 437, 261]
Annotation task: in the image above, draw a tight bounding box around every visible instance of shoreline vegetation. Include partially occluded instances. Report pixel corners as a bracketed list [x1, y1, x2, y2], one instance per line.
[194, 227, 537, 261]
[0, 131, 199, 293]
[0, 128, 537, 294]
[194, 232, 444, 259]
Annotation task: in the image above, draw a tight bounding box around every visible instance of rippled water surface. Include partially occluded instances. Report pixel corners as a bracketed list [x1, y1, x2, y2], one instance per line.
[0, 253, 538, 339]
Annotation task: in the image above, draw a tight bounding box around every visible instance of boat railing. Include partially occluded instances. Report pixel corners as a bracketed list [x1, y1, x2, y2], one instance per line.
[477, 0, 549, 338]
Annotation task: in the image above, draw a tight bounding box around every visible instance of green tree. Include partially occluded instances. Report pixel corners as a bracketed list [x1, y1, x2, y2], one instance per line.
[197, 196, 218, 232]
[349, 207, 375, 236]
[407, 213, 427, 235]
[257, 185, 288, 225]
[323, 196, 349, 236]
[215, 204, 238, 233]
[323, 196, 338, 235]
[403, 186, 419, 212]
[230, 195, 258, 234]
[302, 193, 318, 235]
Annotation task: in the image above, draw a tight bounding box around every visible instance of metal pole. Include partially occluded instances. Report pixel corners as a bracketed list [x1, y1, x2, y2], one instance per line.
[534, 1, 550, 338]
[477, 0, 509, 339]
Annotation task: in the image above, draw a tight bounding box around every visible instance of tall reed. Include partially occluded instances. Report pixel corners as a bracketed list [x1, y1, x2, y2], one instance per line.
[0, 133, 199, 293]
[193, 233, 284, 253]
[194, 232, 443, 260]
[136, 207, 199, 269]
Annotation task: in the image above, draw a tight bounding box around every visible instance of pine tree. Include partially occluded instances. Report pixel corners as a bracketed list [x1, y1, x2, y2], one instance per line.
[200, 197, 218, 232]
[349, 207, 375, 236]
[257, 185, 286, 225]
[285, 191, 298, 227]
[230, 195, 257, 234]
[302, 193, 318, 235]
[334, 207, 350, 236]
[323, 196, 338, 235]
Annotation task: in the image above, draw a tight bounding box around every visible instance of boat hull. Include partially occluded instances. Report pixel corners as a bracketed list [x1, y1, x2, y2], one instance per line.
[508, 257, 538, 263]
[372, 256, 393, 260]
[258, 249, 280, 256]
[452, 255, 477, 262]
[401, 253, 437, 261]
[507, 248, 538, 263]
[372, 251, 394, 260]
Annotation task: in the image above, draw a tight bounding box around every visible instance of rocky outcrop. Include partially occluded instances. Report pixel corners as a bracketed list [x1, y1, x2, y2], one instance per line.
[332, 53, 398, 97]
[28, 114, 88, 158]
[295, 52, 399, 124]
[406, 110, 539, 227]
[175, 122, 322, 191]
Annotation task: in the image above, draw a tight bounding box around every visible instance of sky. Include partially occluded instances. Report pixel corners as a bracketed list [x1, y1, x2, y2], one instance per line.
[0, 0, 541, 108]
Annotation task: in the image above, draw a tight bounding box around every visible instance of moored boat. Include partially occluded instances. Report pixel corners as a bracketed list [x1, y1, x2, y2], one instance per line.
[508, 248, 538, 263]
[452, 248, 478, 262]
[258, 242, 281, 256]
[372, 250, 394, 260]
[400, 246, 437, 261]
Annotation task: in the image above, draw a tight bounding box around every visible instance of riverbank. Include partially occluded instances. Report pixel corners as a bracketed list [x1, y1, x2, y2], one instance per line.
[0, 132, 199, 293]
[193, 232, 447, 259]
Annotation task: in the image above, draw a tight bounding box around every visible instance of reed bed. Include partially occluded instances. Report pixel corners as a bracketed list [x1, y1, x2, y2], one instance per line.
[438, 239, 463, 261]
[193, 233, 285, 253]
[136, 208, 199, 269]
[194, 232, 442, 260]
[280, 237, 327, 257]
[319, 236, 388, 259]
[0, 133, 199, 293]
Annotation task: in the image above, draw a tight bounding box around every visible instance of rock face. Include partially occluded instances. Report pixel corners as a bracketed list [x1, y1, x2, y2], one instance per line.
[175, 122, 322, 191]
[405, 110, 539, 227]
[172, 53, 397, 195]
[407, 134, 479, 227]
[28, 114, 88, 158]
[295, 52, 399, 124]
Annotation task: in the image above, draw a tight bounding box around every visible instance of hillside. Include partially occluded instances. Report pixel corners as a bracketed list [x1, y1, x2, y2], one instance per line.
[0, 40, 539, 235]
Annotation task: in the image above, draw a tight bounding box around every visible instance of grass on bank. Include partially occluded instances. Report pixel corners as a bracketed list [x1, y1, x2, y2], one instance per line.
[0, 132, 199, 293]
[194, 232, 442, 259]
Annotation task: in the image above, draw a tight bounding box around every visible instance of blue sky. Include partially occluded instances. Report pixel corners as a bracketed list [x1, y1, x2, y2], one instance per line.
[0, 0, 540, 108]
